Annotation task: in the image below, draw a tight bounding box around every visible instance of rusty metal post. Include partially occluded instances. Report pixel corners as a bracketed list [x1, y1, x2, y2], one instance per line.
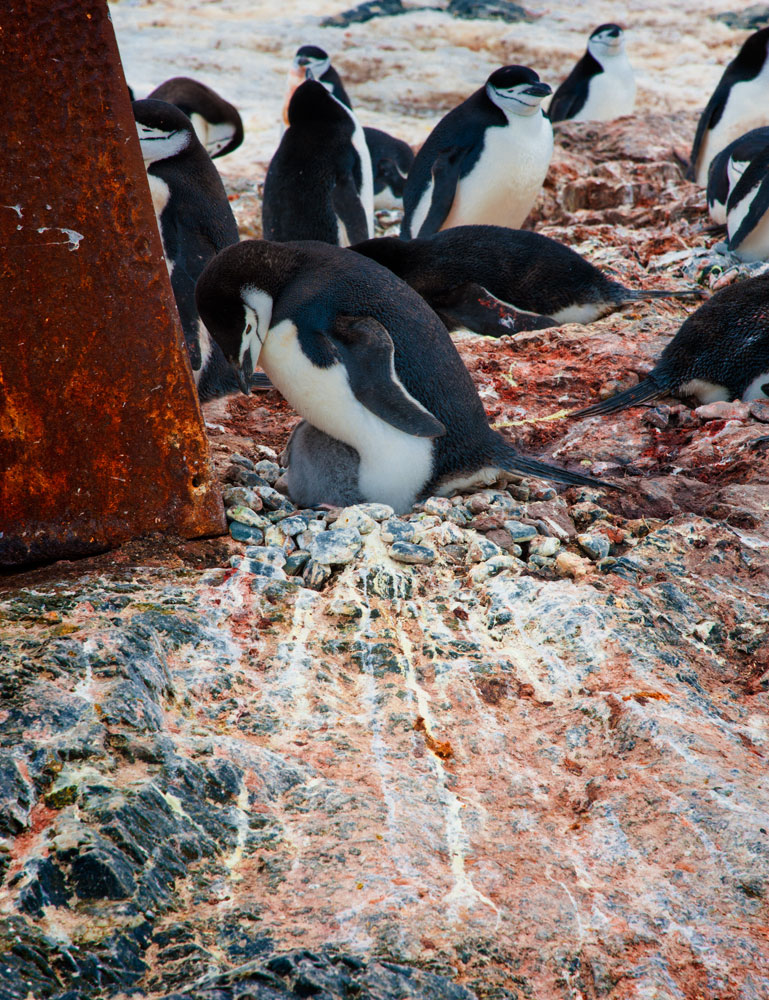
[0, 0, 227, 567]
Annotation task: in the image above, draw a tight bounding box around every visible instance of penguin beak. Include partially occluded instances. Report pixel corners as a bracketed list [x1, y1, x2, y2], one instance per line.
[229, 348, 254, 395]
[524, 82, 552, 98]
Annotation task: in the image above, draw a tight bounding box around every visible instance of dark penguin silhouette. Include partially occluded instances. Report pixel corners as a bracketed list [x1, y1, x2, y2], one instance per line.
[351, 227, 703, 336]
[282, 45, 413, 209]
[707, 127, 769, 224]
[688, 26, 769, 185]
[195, 239, 616, 511]
[148, 77, 244, 159]
[575, 273, 769, 416]
[548, 24, 635, 124]
[263, 80, 373, 245]
[400, 65, 553, 240]
[133, 98, 242, 400]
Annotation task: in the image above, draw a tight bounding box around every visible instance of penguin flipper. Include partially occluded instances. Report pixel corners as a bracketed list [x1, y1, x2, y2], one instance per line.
[434, 283, 557, 336]
[331, 315, 446, 438]
[547, 77, 588, 124]
[332, 172, 370, 245]
[687, 89, 727, 181]
[416, 146, 470, 238]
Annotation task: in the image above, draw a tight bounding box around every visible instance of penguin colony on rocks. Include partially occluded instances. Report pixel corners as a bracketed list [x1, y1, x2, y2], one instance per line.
[130, 21, 769, 512]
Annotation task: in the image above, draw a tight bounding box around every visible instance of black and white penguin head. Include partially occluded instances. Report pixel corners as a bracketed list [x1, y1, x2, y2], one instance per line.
[293, 45, 332, 83]
[196, 242, 298, 393]
[286, 79, 349, 129]
[486, 66, 552, 118]
[587, 24, 626, 59]
[133, 99, 195, 165]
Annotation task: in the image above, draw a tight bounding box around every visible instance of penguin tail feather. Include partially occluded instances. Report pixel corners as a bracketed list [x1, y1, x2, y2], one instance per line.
[574, 377, 664, 417]
[489, 442, 622, 492]
[624, 286, 705, 303]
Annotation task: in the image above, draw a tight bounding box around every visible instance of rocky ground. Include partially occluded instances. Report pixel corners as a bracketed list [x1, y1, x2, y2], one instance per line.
[3, 10, 769, 1000]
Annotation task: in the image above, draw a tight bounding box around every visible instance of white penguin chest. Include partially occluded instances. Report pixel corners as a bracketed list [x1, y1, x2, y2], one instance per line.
[443, 116, 553, 230]
[259, 319, 433, 511]
[696, 61, 769, 185]
[573, 57, 636, 121]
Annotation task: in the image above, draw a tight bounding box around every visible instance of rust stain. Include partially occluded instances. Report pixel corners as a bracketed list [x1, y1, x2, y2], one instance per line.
[0, 0, 225, 568]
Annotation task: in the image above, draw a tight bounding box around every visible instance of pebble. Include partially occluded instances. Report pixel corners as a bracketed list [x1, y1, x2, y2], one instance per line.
[303, 560, 332, 590]
[484, 528, 516, 552]
[253, 460, 281, 484]
[257, 485, 294, 512]
[227, 505, 270, 529]
[308, 528, 363, 566]
[389, 541, 436, 565]
[528, 483, 557, 501]
[555, 551, 591, 578]
[264, 525, 296, 552]
[229, 555, 286, 580]
[422, 497, 453, 517]
[297, 522, 327, 550]
[228, 522, 264, 545]
[694, 400, 749, 422]
[381, 519, 416, 544]
[468, 554, 523, 584]
[642, 405, 670, 430]
[446, 506, 473, 526]
[419, 522, 466, 548]
[231, 453, 255, 469]
[503, 520, 539, 543]
[529, 536, 561, 558]
[466, 494, 491, 514]
[244, 545, 286, 567]
[336, 506, 377, 534]
[327, 598, 363, 618]
[222, 486, 261, 510]
[576, 533, 611, 561]
[355, 503, 395, 521]
[284, 551, 310, 576]
[278, 515, 313, 537]
[467, 536, 503, 563]
[570, 501, 609, 529]
[749, 400, 769, 423]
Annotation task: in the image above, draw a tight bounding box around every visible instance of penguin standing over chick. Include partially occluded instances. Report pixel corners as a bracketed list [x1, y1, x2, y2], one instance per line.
[148, 77, 244, 158]
[688, 26, 769, 186]
[548, 24, 635, 124]
[575, 273, 769, 416]
[282, 45, 414, 209]
[400, 66, 553, 240]
[352, 226, 702, 336]
[133, 98, 243, 400]
[195, 239, 615, 512]
[263, 80, 373, 245]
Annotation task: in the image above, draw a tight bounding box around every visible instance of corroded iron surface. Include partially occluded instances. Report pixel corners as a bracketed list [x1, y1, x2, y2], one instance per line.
[0, 0, 225, 568]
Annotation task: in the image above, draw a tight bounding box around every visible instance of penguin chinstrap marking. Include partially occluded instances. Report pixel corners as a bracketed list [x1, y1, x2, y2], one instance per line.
[575, 273, 769, 418]
[263, 80, 373, 246]
[195, 239, 616, 512]
[282, 45, 412, 210]
[707, 127, 769, 225]
[548, 24, 635, 124]
[351, 227, 703, 336]
[688, 26, 769, 186]
[148, 77, 244, 159]
[400, 65, 553, 240]
[133, 98, 244, 401]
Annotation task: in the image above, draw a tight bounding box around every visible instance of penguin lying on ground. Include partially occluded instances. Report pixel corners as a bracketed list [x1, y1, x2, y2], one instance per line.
[263, 80, 373, 245]
[195, 239, 616, 511]
[148, 77, 244, 159]
[351, 227, 703, 336]
[133, 99, 245, 400]
[707, 127, 769, 224]
[548, 24, 635, 124]
[688, 26, 769, 186]
[283, 45, 414, 209]
[400, 66, 553, 239]
[575, 273, 769, 416]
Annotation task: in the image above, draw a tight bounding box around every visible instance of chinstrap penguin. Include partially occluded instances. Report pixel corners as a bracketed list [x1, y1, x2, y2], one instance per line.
[282, 45, 413, 209]
[724, 141, 769, 260]
[688, 26, 769, 186]
[351, 227, 703, 335]
[575, 273, 769, 416]
[195, 239, 616, 511]
[263, 80, 373, 246]
[548, 24, 636, 124]
[707, 127, 769, 224]
[133, 98, 244, 401]
[400, 65, 553, 240]
[148, 77, 244, 159]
